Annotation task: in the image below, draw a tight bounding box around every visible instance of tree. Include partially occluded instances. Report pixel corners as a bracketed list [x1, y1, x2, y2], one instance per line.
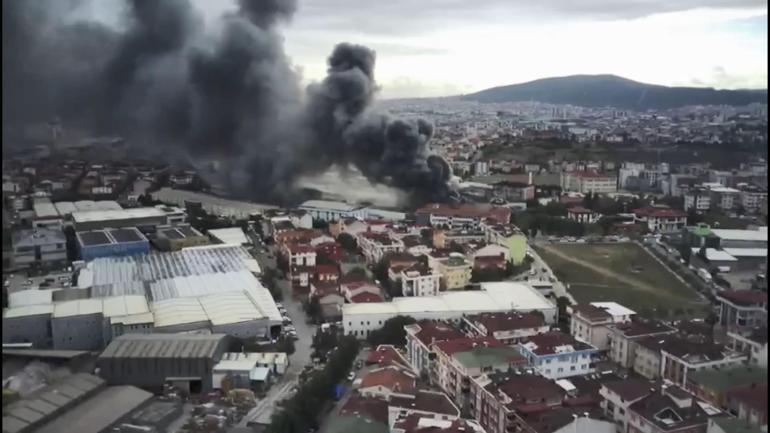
[337, 233, 358, 253]
[366, 315, 417, 347]
[262, 268, 283, 302]
[275, 336, 296, 356]
[306, 296, 321, 323]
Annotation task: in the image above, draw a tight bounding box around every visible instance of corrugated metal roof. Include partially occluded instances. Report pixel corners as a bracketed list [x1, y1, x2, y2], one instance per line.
[99, 333, 228, 359]
[207, 227, 249, 245]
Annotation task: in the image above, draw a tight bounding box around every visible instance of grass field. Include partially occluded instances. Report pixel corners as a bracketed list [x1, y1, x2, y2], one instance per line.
[534, 242, 707, 317]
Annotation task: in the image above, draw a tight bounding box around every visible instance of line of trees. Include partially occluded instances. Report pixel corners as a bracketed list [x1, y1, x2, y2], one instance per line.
[366, 315, 416, 347]
[267, 335, 360, 433]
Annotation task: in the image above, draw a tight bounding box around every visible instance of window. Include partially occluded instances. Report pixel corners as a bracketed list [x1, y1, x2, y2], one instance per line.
[570, 366, 576, 371]
[557, 368, 564, 373]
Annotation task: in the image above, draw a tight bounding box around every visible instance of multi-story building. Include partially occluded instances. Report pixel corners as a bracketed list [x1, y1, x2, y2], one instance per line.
[660, 341, 748, 387]
[415, 203, 511, 229]
[470, 372, 565, 433]
[429, 252, 472, 290]
[726, 327, 768, 368]
[11, 228, 68, 268]
[433, 337, 526, 412]
[282, 243, 317, 267]
[566, 206, 599, 223]
[432, 229, 486, 249]
[517, 331, 600, 379]
[632, 206, 687, 233]
[561, 171, 618, 194]
[405, 320, 464, 380]
[685, 365, 768, 410]
[726, 383, 768, 429]
[709, 186, 741, 211]
[627, 388, 710, 433]
[401, 263, 441, 297]
[599, 379, 653, 433]
[683, 187, 712, 212]
[631, 336, 674, 380]
[481, 223, 528, 265]
[607, 320, 676, 369]
[357, 232, 404, 264]
[738, 184, 768, 213]
[716, 291, 768, 333]
[569, 302, 635, 350]
[463, 312, 549, 345]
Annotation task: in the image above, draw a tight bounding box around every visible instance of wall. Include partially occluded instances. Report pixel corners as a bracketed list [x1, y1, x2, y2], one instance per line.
[212, 319, 271, 340]
[633, 346, 662, 379]
[2, 314, 52, 347]
[52, 314, 107, 350]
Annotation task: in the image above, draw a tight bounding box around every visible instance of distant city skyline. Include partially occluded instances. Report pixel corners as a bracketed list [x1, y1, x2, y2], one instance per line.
[65, 0, 769, 99]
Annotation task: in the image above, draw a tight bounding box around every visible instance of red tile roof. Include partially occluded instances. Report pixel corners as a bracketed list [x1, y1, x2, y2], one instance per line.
[727, 383, 768, 418]
[389, 390, 459, 416]
[571, 304, 613, 322]
[315, 264, 340, 276]
[286, 243, 316, 254]
[359, 366, 417, 395]
[610, 320, 676, 338]
[350, 292, 384, 303]
[633, 206, 686, 218]
[365, 345, 409, 368]
[603, 379, 653, 402]
[521, 331, 594, 355]
[410, 321, 465, 347]
[434, 336, 503, 356]
[338, 395, 389, 424]
[718, 290, 768, 306]
[467, 312, 546, 333]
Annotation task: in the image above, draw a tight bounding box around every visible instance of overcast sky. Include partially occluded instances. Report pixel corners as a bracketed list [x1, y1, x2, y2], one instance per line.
[167, 1, 767, 98]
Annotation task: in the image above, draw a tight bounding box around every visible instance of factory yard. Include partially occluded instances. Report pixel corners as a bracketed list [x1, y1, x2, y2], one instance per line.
[534, 242, 706, 316]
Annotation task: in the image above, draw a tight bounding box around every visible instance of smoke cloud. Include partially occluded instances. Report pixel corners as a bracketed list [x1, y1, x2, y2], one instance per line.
[2, 0, 455, 204]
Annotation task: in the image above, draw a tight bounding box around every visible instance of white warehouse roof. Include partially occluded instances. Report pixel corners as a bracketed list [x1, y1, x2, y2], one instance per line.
[208, 227, 249, 245]
[590, 302, 636, 318]
[72, 207, 167, 223]
[711, 228, 768, 242]
[692, 248, 738, 262]
[8, 289, 55, 308]
[722, 248, 767, 258]
[343, 282, 555, 317]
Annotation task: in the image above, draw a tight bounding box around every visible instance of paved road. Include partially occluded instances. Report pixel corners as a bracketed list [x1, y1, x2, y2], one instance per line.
[238, 240, 315, 427]
[526, 241, 576, 304]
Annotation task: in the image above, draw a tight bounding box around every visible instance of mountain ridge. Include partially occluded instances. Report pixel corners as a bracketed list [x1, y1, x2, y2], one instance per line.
[461, 74, 767, 110]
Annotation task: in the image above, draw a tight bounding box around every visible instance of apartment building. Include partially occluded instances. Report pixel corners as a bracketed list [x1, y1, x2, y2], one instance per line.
[632, 206, 688, 233]
[627, 388, 710, 433]
[357, 232, 404, 264]
[660, 341, 748, 387]
[463, 312, 549, 345]
[683, 187, 712, 212]
[726, 327, 768, 368]
[599, 379, 653, 433]
[569, 302, 635, 350]
[429, 252, 472, 290]
[415, 203, 512, 229]
[716, 290, 768, 333]
[481, 223, 528, 265]
[561, 171, 618, 194]
[401, 263, 441, 297]
[404, 321, 465, 380]
[607, 320, 676, 369]
[517, 332, 600, 379]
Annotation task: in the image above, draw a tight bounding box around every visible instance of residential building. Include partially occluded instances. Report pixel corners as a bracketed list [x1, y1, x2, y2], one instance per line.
[432, 229, 486, 249]
[491, 181, 535, 202]
[717, 290, 768, 332]
[726, 383, 768, 429]
[11, 228, 67, 268]
[684, 187, 712, 212]
[561, 171, 618, 194]
[481, 223, 528, 265]
[739, 185, 768, 214]
[359, 365, 418, 399]
[607, 320, 676, 369]
[727, 328, 768, 368]
[358, 232, 404, 264]
[709, 186, 741, 211]
[567, 206, 599, 224]
[433, 337, 526, 411]
[517, 331, 600, 379]
[415, 203, 512, 229]
[632, 336, 678, 380]
[283, 243, 317, 267]
[405, 320, 465, 379]
[707, 416, 765, 433]
[685, 366, 768, 410]
[429, 252, 472, 290]
[627, 388, 710, 433]
[469, 372, 565, 433]
[661, 341, 748, 387]
[599, 379, 653, 433]
[401, 263, 441, 297]
[471, 244, 510, 263]
[298, 200, 366, 221]
[633, 206, 688, 233]
[463, 312, 549, 345]
[569, 302, 635, 350]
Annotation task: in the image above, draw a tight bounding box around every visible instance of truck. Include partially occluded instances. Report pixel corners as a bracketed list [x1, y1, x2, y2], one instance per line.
[697, 268, 713, 282]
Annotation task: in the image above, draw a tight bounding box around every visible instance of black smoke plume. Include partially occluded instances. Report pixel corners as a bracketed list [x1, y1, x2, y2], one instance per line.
[2, 0, 455, 204]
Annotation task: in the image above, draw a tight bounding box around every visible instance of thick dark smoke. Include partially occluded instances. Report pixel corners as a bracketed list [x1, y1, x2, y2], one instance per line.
[2, 0, 455, 204]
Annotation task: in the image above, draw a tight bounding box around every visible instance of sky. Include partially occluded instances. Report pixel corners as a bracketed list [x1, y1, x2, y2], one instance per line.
[93, 0, 769, 99]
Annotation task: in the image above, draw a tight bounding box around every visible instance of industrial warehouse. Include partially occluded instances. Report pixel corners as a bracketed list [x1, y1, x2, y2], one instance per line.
[342, 281, 558, 337]
[2, 244, 281, 349]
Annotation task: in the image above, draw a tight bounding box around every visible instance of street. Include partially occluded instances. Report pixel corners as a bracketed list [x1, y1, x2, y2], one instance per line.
[525, 241, 576, 304]
[237, 236, 316, 428]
